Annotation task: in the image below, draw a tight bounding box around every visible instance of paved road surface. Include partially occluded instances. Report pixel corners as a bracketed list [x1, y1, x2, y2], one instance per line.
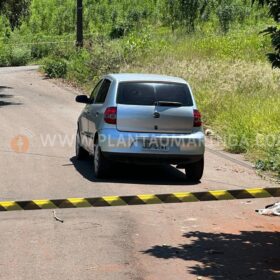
[0, 67, 279, 280]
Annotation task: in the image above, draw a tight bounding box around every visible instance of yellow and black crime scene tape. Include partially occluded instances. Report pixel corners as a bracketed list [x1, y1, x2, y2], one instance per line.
[0, 187, 279, 211]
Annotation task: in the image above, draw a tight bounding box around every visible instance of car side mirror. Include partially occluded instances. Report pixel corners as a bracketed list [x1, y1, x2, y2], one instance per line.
[75, 95, 91, 104]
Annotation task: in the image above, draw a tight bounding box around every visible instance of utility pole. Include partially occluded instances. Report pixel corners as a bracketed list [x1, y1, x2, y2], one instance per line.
[76, 0, 83, 47]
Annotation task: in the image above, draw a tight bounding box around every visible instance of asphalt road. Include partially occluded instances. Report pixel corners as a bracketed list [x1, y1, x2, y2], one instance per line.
[0, 66, 279, 280]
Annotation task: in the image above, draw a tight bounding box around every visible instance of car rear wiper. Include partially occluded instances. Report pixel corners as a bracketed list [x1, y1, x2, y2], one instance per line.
[155, 101, 183, 107]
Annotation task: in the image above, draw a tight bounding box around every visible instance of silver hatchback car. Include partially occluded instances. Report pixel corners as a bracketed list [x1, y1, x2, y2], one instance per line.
[75, 74, 205, 181]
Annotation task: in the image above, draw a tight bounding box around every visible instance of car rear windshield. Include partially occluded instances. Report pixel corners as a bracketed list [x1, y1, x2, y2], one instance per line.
[117, 82, 193, 106]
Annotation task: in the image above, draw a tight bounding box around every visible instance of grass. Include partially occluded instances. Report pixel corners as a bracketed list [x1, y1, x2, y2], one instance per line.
[118, 29, 280, 176]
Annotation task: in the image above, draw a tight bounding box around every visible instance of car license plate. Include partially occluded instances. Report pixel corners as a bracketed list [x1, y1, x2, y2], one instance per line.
[142, 139, 169, 152]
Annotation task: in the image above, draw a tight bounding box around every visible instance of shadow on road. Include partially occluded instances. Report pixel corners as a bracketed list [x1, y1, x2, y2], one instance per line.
[0, 94, 13, 98]
[143, 230, 280, 280]
[0, 86, 13, 90]
[0, 86, 21, 107]
[70, 156, 198, 186]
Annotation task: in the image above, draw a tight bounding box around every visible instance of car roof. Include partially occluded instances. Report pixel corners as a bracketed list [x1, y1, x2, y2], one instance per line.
[106, 73, 187, 84]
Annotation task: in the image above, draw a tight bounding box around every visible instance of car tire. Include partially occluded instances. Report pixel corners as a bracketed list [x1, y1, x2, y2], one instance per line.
[185, 157, 204, 182]
[93, 143, 110, 178]
[76, 130, 89, 160]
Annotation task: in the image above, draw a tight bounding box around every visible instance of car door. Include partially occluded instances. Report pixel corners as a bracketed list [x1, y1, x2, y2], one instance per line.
[87, 79, 112, 153]
[79, 80, 103, 150]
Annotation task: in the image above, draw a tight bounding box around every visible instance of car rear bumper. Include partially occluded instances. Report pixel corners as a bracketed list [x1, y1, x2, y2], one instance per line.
[98, 128, 205, 162]
[103, 152, 203, 165]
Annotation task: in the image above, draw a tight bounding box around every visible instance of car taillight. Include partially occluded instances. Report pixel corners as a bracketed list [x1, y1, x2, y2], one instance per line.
[193, 109, 202, 127]
[104, 107, 117, 124]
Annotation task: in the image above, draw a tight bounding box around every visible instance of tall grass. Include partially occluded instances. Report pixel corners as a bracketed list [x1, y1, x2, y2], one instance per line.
[120, 29, 280, 176]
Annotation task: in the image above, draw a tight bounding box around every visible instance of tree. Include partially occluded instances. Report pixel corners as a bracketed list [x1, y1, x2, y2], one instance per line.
[0, 0, 31, 31]
[253, 0, 280, 68]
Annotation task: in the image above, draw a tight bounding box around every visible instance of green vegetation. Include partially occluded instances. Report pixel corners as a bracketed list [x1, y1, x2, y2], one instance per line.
[0, 0, 30, 31]
[122, 30, 280, 177]
[0, 0, 279, 177]
[42, 57, 67, 78]
[254, 0, 280, 68]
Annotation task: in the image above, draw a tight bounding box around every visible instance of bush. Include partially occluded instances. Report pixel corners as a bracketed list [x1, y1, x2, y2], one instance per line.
[0, 44, 10, 66]
[165, 0, 208, 33]
[31, 43, 52, 59]
[179, 0, 201, 33]
[67, 49, 92, 84]
[217, 4, 235, 33]
[42, 58, 67, 78]
[255, 144, 280, 176]
[109, 25, 126, 39]
[123, 29, 152, 61]
[10, 47, 31, 66]
[66, 39, 124, 87]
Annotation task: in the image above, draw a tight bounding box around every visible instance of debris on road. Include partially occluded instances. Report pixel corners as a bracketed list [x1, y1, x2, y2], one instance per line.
[256, 202, 280, 216]
[205, 128, 214, 136]
[52, 210, 64, 223]
[241, 200, 252, 204]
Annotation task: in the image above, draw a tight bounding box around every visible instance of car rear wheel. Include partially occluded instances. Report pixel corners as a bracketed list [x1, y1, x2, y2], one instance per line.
[93, 143, 110, 178]
[76, 130, 89, 160]
[185, 157, 204, 182]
